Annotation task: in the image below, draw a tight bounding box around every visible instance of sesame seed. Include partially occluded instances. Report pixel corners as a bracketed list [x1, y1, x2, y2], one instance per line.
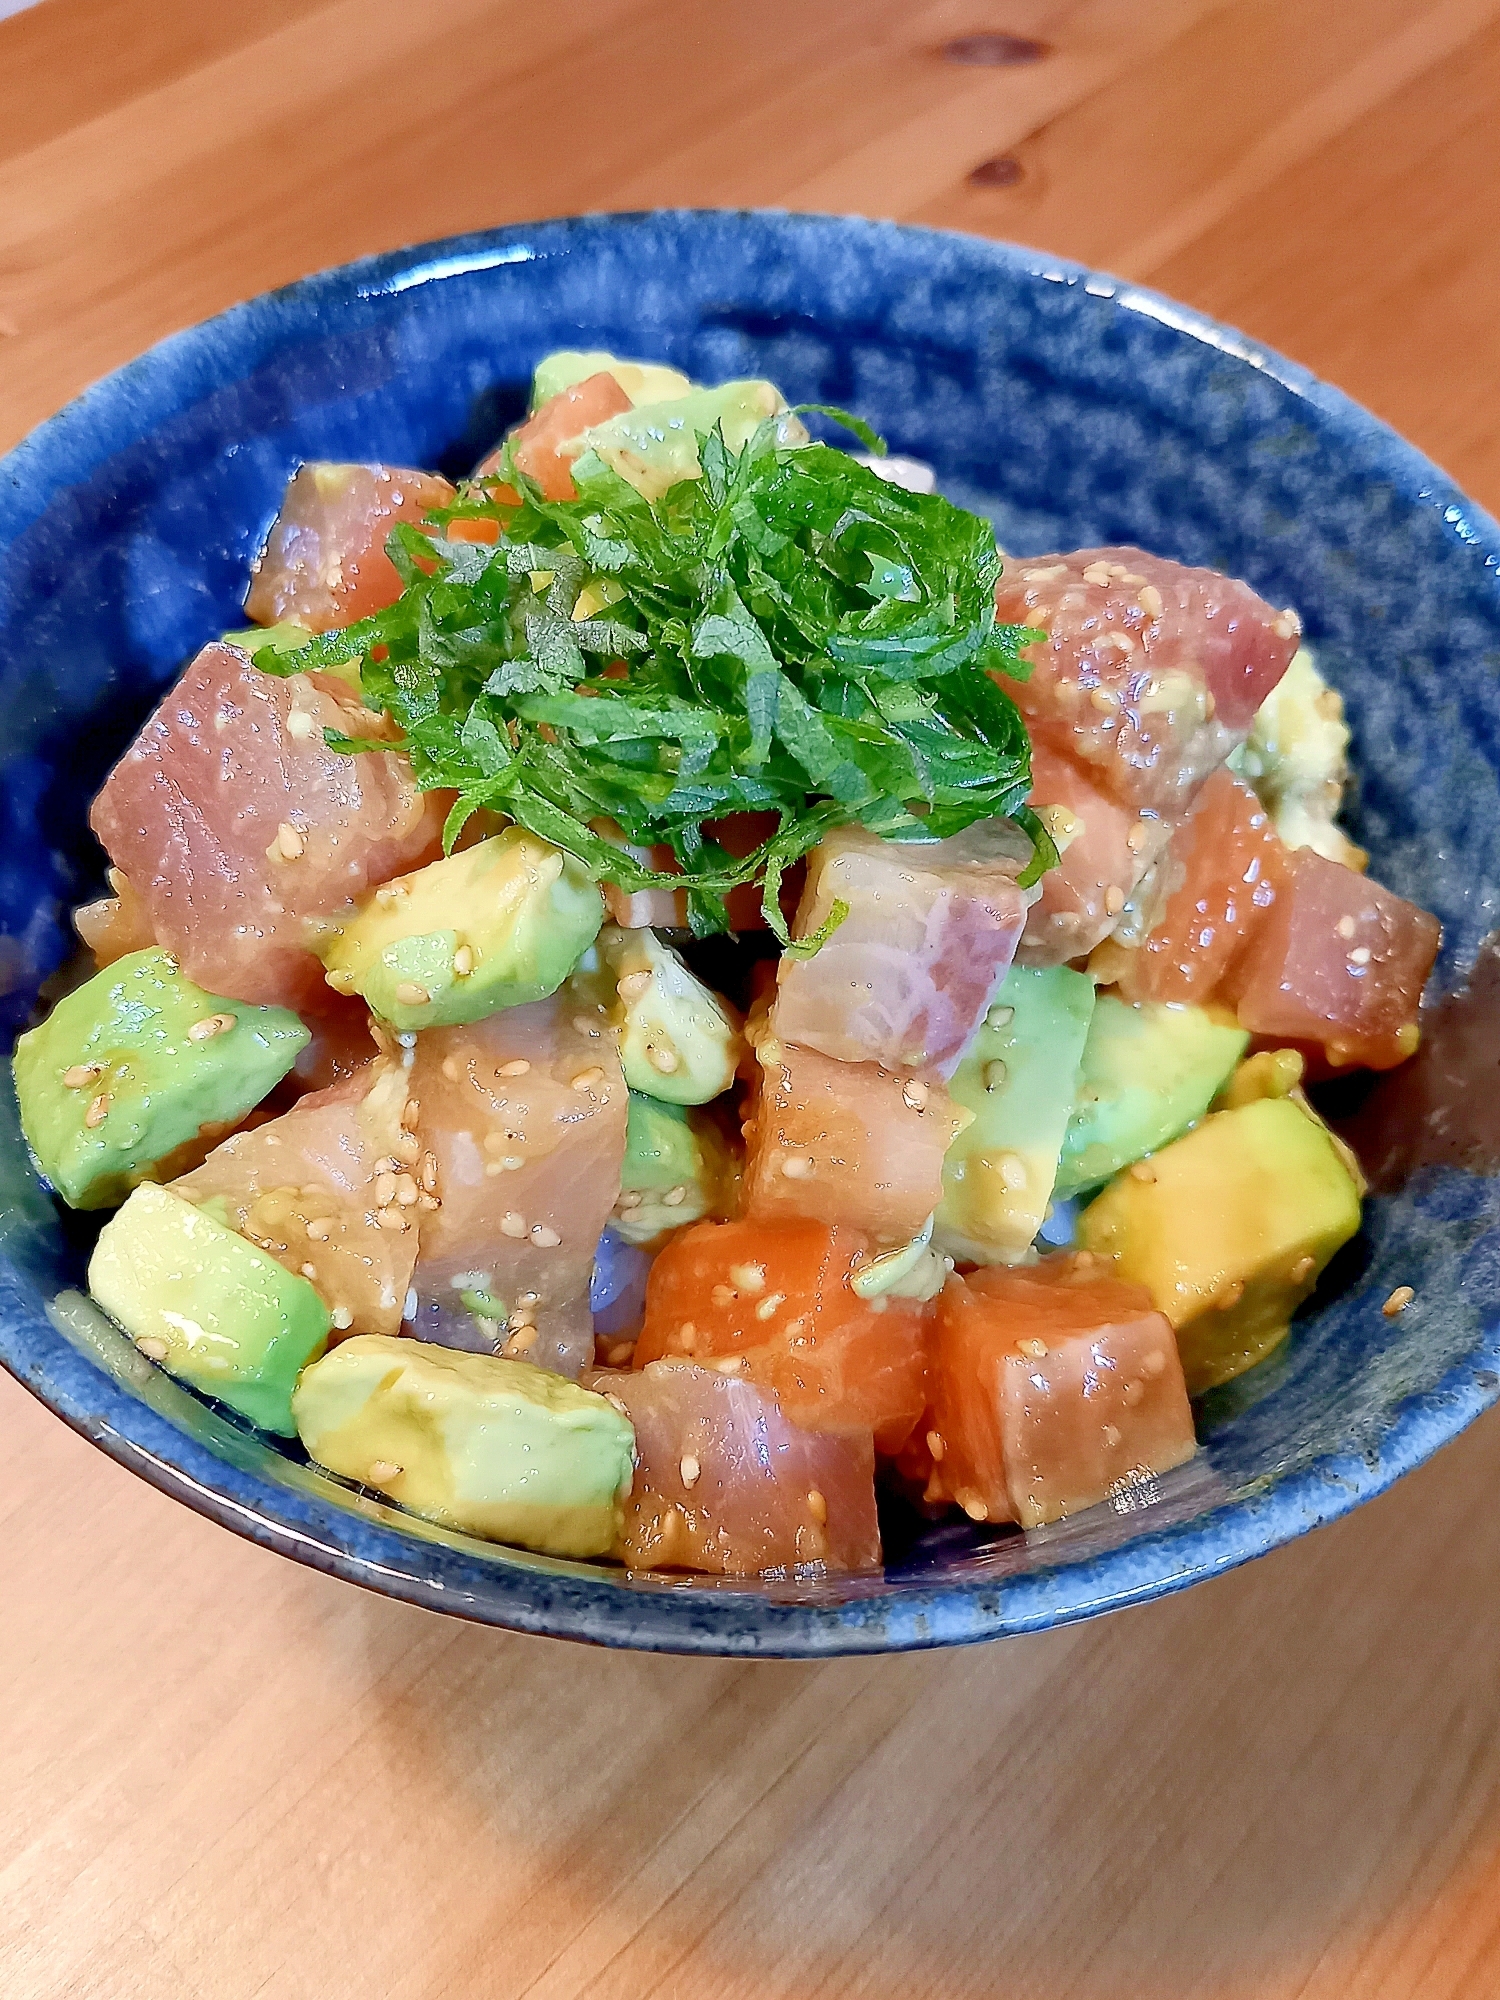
[331, 1306, 354, 1330]
[1102, 1423, 1122, 1448]
[673, 1322, 697, 1351]
[441, 1057, 461, 1082]
[498, 1058, 531, 1077]
[1123, 1380, 1144, 1407]
[680, 1454, 701, 1489]
[1021, 564, 1068, 582]
[1272, 609, 1302, 641]
[647, 1045, 680, 1075]
[1138, 584, 1163, 618]
[926, 1430, 947, 1461]
[368, 1460, 402, 1483]
[807, 1489, 827, 1525]
[1203, 692, 1217, 719]
[1349, 946, 1372, 966]
[500, 1212, 527, 1238]
[452, 945, 474, 978]
[395, 1132, 420, 1164]
[400, 1099, 420, 1130]
[1090, 686, 1121, 711]
[1129, 1159, 1156, 1182]
[998, 1152, 1027, 1191]
[375, 1172, 397, 1207]
[1105, 885, 1126, 915]
[605, 1340, 634, 1366]
[136, 1336, 169, 1362]
[1142, 1349, 1166, 1377]
[662, 1184, 688, 1207]
[1019, 1337, 1048, 1359]
[572, 1015, 602, 1038]
[83, 1093, 111, 1129]
[421, 1153, 438, 1192]
[1383, 1285, 1415, 1317]
[395, 1175, 419, 1206]
[1108, 630, 1137, 654]
[1073, 1249, 1096, 1269]
[1081, 561, 1113, 586]
[393, 982, 430, 1008]
[1216, 1280, 1245, 1311]
[712, 1356, 744, 1374]
[986, 1004, 1015, 1031]
[417, 1193, 440, 1211]
[275, 822, 304, 861]
[781, 1153, 814, 1179]
[1396, 1022, 1421, 1056]
[616, 969, 653, 1001]
[504, 1326, 538, 1354]
[1291, 1254, 1317, 1283]
[187, 1012, 237, 1042]
[570, 1066, 606, 1092]
[984, 1059, 1008, 1092]
[710, 1284, 734, 1306]
[1126, 823, 1148, 852]
[300, 1263, 317, 1279]
[959, 1492, 989, 1522]
[755, 1293, 786, 1321]
[305, 1218, 333, 1240]
[376, 1208, 408, 1232]
[286, 708, 316, 741]
[1336, 914, 1356, 939]
[617, 1190, 644, 1210]
[900, 1078, 930, 1113]
[61, 1062, 104, 1089]
[530, 1223, 561, 1248]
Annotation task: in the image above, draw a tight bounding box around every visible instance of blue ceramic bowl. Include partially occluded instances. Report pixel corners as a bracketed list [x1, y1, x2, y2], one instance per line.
[3, 211, 1499, 1656]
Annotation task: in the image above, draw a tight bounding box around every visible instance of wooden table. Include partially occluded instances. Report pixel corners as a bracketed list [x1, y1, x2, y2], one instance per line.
[5, 2, 1500, 1993]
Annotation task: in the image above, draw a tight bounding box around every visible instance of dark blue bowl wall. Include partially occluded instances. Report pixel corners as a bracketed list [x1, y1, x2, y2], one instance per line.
[3, 212, 1499, 1654]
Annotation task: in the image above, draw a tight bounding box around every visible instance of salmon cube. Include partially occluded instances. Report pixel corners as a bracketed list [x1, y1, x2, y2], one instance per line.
[928, 1257, 1196, 1528]
[635, 1217, 929, 1454]
[1223, 846, 1440, 1070]
[587, 1359, 881, 1575]
[1020, 743, 1157, 967]
[245, 463, 455, 632]
[482, 372, 633, 502]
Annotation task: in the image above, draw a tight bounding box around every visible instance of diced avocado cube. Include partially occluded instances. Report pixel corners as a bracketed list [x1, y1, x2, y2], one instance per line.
[1079, 1094, 1363, 1395]
[934, 965, 1096, 1264]
[530, 350, 692, 410]
[574, 381, 806, 501]
[13, 948, 310, 1209]
[1054, 995, 1249, 1197]
[221, 620, 314, 656]
[292, 1334, 636, 1557]
[318, 828, 603, 1031]
[614, 1093, 735, 1246]
[593, 925, 743, 1105]
[89, 1182, 330, 1435]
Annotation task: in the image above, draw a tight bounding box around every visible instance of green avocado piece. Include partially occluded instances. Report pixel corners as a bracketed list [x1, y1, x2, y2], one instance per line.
[292, 1333, 636, 1557]
[1080, 1093, 1363, 1395]
[614, 1093, 733, 1246]
[318, 828, 604, 1032]
[934, 965, 1096, 1265]
[13, 949, 310, 1210]
[89, 1182, 330, 1434]
[592, 925, 742, 1105]
[1054, 995, 1250, 1198]
[220, 620, 315, 656]
[573, 381, 805, 501]
[530, 350, 692, 410]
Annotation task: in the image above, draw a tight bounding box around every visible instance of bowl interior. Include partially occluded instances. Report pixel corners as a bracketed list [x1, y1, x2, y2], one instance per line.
[3, 210, 1500, 1656]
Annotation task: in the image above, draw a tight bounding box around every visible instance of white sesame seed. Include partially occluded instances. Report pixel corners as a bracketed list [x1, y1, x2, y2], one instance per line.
[926, 1430, 946, 1461]
[960, 1492, 989, 1522]
[902, 1079, 929, 1111]
[441, 1056, 461, 1082]
[421, 1152, 438, 1192]
[571, 1066, 606, 1092]
[1383, 1285, 1415, 1317]
[710, 1283, 734, 1306]
[984, 1059, 1008, 1093]
[1102, 1423, 1122, 1448]
[376, 1208, 408, 1232]
[1130, 1159, 1156, 1182]
[187, 1011, 237, 1042]
[1142, 1349, 1167, 1377]
[1090, 686, 1121, 711]
[136, 1335, 169, 1362]
[998, 1153, 1027, 1191]
[807, 1488, 827, 1525]
[393, 981, 430, 1008]
[1019, 1337, 1048, 1359]
[276, 822, 304, 861]
[395, 1131, 420, 1164]
[986, 1004, 1014, 1031]
[498, 1058, 531, 1077]
[729, 1263, 765, 1294]
[1291, 1254, 1317, 1283]
[647, 1045, 680, 1074]
[286, 707, 316, 740]
[452, 945, 474, 978]
[83, 1093, 111, 1129]
[61, 1062, 105, 1089]
[1105, 885, 1126, 915]
[1138, 584, 1163, 618]
[712, 1357, 744, 1374]
[662, 1184, 688, 1207]
[1021, 564, 1068, 582]
[680, 1453, 701, 1489]
[755, 1293, 786, 1321]
[395, 1175, 419, 1206]
[305, 1218, 333, 1241]
[375, 1172, 397, 1207]
[1108, 629, 1137, 654]
[781, 1153, 814, 1179]
[331, 1306, 354, 1330]
[505, 1326, 539, 1354]
[616, 969, 653, 1001]
[1126, 823, 1148, 852]
[1081, 560, 1113, 586]
[500, 1212, 527, 1238]
[400, 1099, 420, 1130]
[300, 1263, 317, 1279]
[572, 1014, 602, 1038]
[1336, 914, 1357, 939]
[530, 1223, 561, 1248]
[368, 1459, 402, 1483]
[1349, 946, 1372, 966]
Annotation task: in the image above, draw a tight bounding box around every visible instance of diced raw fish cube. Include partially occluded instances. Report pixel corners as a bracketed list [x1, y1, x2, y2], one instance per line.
[90, 644, 449, 1014]
[995, 548, 1299, 814]
[586, 1359, 881, 1575]
[245, 463, 455, 631]
[1020, 743, 1160, 966]
[772, 822, 1030, 1074]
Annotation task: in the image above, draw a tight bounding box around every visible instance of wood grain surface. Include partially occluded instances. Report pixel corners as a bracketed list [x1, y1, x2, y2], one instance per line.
[4, 3, 1500, 1995]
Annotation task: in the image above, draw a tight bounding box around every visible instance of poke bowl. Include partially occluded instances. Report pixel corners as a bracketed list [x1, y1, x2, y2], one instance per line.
[1, 208, 1498, 1657]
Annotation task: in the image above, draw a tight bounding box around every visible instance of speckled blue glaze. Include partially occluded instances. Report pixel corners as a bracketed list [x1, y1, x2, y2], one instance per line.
[2, 211, 1499, 1656]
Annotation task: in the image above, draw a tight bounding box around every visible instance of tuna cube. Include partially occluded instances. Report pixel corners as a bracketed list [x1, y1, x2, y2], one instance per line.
[245, 463, 456, 631]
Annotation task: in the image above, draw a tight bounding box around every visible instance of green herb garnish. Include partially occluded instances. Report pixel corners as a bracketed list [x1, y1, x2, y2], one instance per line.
[254, 415, 1051, 939]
